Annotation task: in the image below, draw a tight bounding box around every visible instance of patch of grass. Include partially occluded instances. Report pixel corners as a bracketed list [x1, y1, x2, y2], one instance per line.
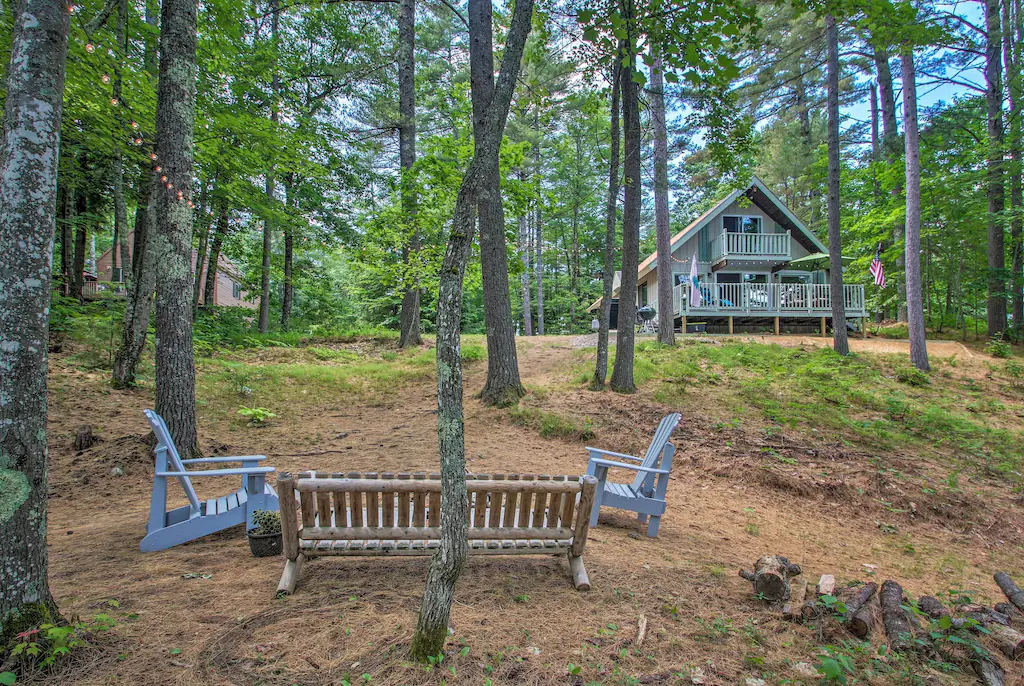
[508, 406, 595, 441]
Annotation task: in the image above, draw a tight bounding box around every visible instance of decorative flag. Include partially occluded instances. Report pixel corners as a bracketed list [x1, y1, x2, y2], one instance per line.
[689, 254, 703, 308]
[869, 244, 886, 288]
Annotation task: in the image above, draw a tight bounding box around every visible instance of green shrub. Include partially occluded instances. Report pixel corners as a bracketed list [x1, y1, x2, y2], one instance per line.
[508, 407, 594, 440]
[894, 366, 930, 387]
[1004, 360, 1024, 388]
[986, 335, 1012, 359]
[237, 406, 277, 426]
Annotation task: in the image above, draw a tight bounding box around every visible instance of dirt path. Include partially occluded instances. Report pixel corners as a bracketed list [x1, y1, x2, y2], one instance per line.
[42, 339, 1023, 685]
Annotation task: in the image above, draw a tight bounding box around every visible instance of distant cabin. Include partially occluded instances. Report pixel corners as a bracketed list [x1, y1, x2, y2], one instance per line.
[91, 232, 256, 309]
[589, 176, 867, 334]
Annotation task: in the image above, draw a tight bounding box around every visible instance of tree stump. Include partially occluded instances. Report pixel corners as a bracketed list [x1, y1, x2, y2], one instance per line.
[73, 425, 95, 451]
[739, 554, 801, 604]
[880, 580, 913, 652]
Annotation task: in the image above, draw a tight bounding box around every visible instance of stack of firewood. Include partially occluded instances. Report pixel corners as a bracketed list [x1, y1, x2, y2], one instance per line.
[738, 556, 1024, 685]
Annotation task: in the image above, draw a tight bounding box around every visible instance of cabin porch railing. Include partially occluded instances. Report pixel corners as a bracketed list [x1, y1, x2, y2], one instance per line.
[671, 282, 867, 317]
[711, 230, 791, 263]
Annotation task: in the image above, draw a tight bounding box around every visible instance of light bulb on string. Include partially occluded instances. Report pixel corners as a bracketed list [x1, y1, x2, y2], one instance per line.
[160, 176, 167, 182]
[101, 74, 110, 84]
[188, 201, 195, 208]
[150, 153, 158, 160]
[111, 98, 119, 106]
[155, 166, 162, 172]
[167, 183, 173, 189]
[131, 121, 139, 130]
[85, 43, 95, 53]
[68, 5, 76, 13]
[177, 191, 184, 200]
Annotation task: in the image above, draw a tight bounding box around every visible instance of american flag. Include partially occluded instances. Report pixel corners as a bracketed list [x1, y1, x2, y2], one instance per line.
[869, 244, 886, 288]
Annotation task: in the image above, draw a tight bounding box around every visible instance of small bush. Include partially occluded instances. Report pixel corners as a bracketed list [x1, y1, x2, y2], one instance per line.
[986, 336, 1012, 359]
[238, 406, 277, 426]
[508, 407, 594, 440]
[1004, 360, 1024, 388]
[894, 366, 930, 387]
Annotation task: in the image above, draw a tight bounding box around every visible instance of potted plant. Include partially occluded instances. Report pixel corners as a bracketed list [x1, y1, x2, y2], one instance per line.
[247, 509, 283, 557]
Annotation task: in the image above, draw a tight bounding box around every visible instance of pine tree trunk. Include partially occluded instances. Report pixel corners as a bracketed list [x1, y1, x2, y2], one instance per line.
[259, 0, 280, 335]
[987, 0, 1008, 335]
[825, 13, 849, 355]
[0, 0, 69, 642]
[397, 0, 422, 348]
[519, 206, 533, 336]
[410, 0, 533, 659]
[60, 184, 74, 297]
[204, 198, 227, 308]
[472, 0, 524, 406]
[282, 174, 295, 330]
[113, 184, 157, 388]
[611, 0, 640, 393]
[902, 51, 930, 371]
[1009, 0, 1024, 333]
[111, 0, 130, 287]
[651, 49, 674, 345]
[873, 43, 905, 321]
[192, 178, 211, 318]
[534, 105, 544, 335]
[153, 0, 200, 457]
[595, 61, 621, 387]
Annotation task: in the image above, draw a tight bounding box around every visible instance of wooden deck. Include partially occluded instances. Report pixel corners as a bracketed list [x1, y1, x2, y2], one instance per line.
[672, 282, 867, 319]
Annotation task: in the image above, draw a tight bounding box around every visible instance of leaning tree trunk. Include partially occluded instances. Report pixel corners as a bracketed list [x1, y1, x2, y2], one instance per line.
[594, 60, 621, 387]
[397, 0, 422, 348]
[902, 52, 929, 371]
[650, 48, 674, 346]
[112, 185, 157, 388]
[825, 13, 849, 355]
[153, 0, 200, 457]
[987, 0, 1008, 336]
[259, 0, 280, 335]
[0, 0, 70, 643]
[611, 0, 641, 393]
[203, 197, 227, 308]
[872, 42, 904, 320]
[472, 0, 524, 406]
[410, 0, 534, 659]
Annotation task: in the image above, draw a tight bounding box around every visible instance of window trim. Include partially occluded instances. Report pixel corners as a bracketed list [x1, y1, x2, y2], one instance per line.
[722, 214, 763, 235]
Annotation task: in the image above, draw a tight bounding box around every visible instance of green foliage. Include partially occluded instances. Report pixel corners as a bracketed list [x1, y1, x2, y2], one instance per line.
[508, 407, 594, 440]
[986, 336, 1012, 359]
[5, 612, 116, 673]
[237, 407, 278, 426]
[250, 509, 281, 536]
[894, 366, 930, 387]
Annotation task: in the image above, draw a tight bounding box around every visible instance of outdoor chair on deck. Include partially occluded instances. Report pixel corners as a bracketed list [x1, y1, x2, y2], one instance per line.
[585, 413, 681, 537]
[141, 409, 279, 552]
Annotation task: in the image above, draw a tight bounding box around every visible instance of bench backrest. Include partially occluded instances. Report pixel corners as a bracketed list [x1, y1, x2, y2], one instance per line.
[278, 472, 598, 552]
[144, 409, 202, 513]
[632, 413, 682, 491]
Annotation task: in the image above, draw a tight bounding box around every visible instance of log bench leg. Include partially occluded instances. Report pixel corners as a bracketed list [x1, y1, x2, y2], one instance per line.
[568, 553, 590, 592]
[276, 554, 305, 597]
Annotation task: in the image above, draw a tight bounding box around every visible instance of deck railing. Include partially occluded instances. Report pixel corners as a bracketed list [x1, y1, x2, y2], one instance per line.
[711, 231, 791, 263]
[672, 282, 866, 317]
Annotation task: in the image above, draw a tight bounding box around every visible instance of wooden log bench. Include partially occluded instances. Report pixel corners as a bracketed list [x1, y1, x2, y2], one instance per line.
[276, 471, 598, 596]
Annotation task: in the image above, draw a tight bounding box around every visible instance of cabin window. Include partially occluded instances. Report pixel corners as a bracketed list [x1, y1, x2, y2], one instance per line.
[232, 283, 241, 299]
[638, 283, 648, 306]
[723, 215, 762, 234]
[697, 226, 712, 261]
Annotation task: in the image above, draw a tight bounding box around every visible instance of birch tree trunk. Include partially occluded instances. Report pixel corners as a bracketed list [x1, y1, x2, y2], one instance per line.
[611, 0, 640, 393]
[410, 0, 533, 659]
[472, 0, 524, 406]
[651, 49, 674, 345]
[0, 0, 70, 642]
[397, 0, 422, 348]
[987, 0, 1008, 336]
[825, 13, 849, 355]
[153, 0, 200, 456]
[902, 51, 930, 371]
[594, 61, 620, 387]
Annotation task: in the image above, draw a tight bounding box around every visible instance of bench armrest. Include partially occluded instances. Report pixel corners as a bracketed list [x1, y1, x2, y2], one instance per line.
[180, 455, 267, 464]
[156, 466, 275, 477]
[589, 458, 668, 475]
[586, 447, 642, 462]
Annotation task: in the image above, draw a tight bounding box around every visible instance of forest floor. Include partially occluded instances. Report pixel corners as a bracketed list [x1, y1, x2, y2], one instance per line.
[42, 332, 1024, 685]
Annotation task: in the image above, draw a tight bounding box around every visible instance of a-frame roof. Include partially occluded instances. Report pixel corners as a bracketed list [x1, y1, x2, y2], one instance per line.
[636, 176, 827, 282]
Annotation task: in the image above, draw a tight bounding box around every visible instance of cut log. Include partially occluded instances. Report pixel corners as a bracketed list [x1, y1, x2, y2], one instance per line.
[919, 595, 967, 629]
[634, 614, 647, 648]
[845, 583, 877, 637]
[850, 595, 878, 639]
[962, 604, 1011, 627]
[972, 656, 1005, 686]
[817, 574, 836, 596]
[988, 623, 1024, 660]
[73, 425, 95, 451]
[995, 602, 1022, 624]
[995, 572, 1024, 613]
[880, 580, 914, 652]
[783, 579, 808, 620]
[738, 555, 801, 604]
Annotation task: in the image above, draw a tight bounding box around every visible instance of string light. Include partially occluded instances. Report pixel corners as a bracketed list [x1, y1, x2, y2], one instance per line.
[68, 5, 76, 14]
[154, 166, 161, 172]
[85, 43, 95, 53]
[160, 176, 167, 182]
[101, 74, 110, 84]
[110, 97, 118, 106]
[150, 153, 158, 160]
[131, 121, 139, 129]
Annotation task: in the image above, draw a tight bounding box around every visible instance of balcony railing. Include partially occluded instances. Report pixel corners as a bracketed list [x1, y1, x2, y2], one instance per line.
[672, 282, 866, 317]
[711, 230, 791, 264]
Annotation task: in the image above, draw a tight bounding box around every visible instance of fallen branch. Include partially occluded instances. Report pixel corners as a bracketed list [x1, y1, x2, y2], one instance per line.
[995, 572, 1024, 614]
[880, 580, 913, 652]
[634, 615, 647, 648]
[845, 583, 878, 638]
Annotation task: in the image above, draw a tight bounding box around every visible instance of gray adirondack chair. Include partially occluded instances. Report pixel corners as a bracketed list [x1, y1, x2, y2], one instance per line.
[141, 409, 279, 552]
[585, 413, 681, 537]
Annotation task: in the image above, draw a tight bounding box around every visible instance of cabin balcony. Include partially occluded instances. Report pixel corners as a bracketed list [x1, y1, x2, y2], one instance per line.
[711, 230, 791, 267]
[672, 282, 867, 319]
